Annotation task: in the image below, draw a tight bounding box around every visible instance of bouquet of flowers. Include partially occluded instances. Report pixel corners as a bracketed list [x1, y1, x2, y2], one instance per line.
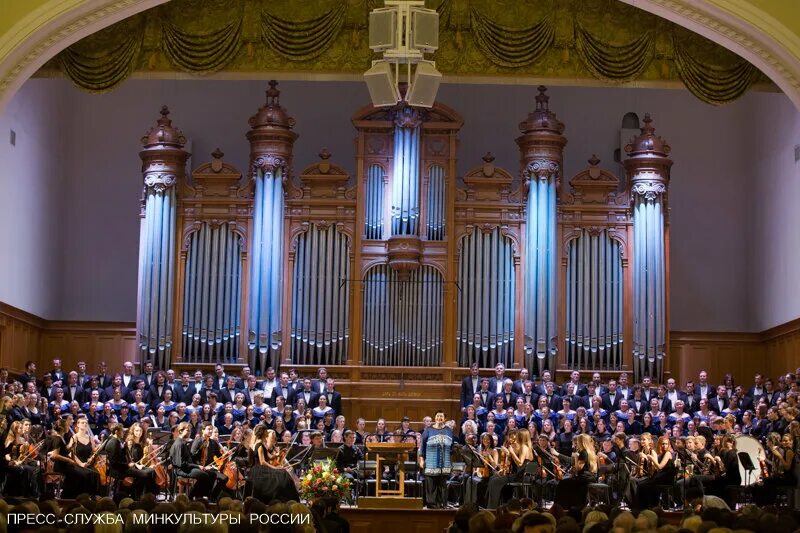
[299, 459, 352, 503]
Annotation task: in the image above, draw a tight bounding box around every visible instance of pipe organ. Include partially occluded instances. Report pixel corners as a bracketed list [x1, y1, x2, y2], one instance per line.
[135, 82, 672, 380]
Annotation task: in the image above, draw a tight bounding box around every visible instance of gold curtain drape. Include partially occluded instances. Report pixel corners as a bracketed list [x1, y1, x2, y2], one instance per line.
[51, 0, 768, 105]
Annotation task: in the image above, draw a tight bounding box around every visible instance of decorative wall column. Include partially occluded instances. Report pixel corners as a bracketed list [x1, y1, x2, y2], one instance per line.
[623, 114, 672, 382]
[137, 106, 189, 370]
[517, 87, 567, 376]
[246, 81, 297, 374]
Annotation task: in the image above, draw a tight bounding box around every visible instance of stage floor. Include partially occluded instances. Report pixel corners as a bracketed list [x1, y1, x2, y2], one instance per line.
[340, 507, 456, 533]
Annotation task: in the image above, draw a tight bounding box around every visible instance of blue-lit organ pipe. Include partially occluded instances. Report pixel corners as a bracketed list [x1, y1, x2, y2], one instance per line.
[456, 228, 515, 368]
[182, 223, 242, 363]
[565, 230, 623, 369]
[248, 167, 284, 373]
[362, 264, 443, 366]
[391, 126, 420, 235]
[365, 164, 385, 239]
[523, 175, 558, 373]
[633, 196, 665, 380]
[426, 164, 446, 240]
[137, 187, 176, 369]
[290, 225, 350, 365]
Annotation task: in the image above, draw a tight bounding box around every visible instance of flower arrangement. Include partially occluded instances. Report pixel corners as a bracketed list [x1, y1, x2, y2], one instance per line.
[300, 459, 352, 503]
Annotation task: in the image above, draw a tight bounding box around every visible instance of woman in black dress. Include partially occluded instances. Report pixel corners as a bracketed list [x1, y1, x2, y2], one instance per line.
[122, 422, 159, 498]
[250, 424, 299, 503]
[486, 429, 534, 509]
[1, 420, 40, 498]
[753, 433, 796, 505]
[553, 433, 598, 509]
[635, 435, 676, 509]
[48, 418, 100, 498]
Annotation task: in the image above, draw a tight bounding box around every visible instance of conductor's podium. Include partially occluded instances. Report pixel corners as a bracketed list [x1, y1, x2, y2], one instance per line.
[358, 441, 424, 509]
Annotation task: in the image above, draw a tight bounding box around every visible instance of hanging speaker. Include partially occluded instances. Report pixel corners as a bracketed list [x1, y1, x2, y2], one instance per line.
[369, 8, 397, 51]
[406, 62, 441, 108]
[411, 9, 439, 52]
[364, 62, 401, 107]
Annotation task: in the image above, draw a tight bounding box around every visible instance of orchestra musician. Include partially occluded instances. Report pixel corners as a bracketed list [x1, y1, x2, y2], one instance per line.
[190, 422, 228, 499]
[1, 420, 40, 498]
[486, 428, 534, 509]
[250, 424, 299, 503]
[170, 421, 215, 499]
[753, 433, 796, 504]
[553, 433, 598, 508]
[335, 429, 363, 497]
[463, 432, 498, 507]
[635, 435, 676, 509]
[703, 434, 741, 508]
[122, 422, 159, 498]
[47, 417, 101, 498]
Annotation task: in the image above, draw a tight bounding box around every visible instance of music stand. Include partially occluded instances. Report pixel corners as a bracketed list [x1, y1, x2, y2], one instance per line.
[148, 429, 172, 445]
[738, 451, 756, 486]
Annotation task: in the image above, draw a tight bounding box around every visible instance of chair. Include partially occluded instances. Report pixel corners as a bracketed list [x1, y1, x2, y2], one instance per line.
[587, 483, 611, 506]
[506, 461, 540, 500]
[43, 458, 65, 499]
[654, 484, 675, 510]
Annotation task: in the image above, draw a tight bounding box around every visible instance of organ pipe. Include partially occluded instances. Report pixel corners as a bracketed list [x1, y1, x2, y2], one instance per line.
[391, 120, 421, 236]
[137, 106, 188, 370]
[182, 223, 242, 362]
[365, 164, 385, 239]
[426, 164, 446, 240]
[291, 225, 351, 365]
[362, 264, 443, 366]
[457, 228, 516, 368]
[624, 113, 672, 381]
[248, 165, 285, 373]
[523, 167, 558, 375]
[565, 230, 623, 369]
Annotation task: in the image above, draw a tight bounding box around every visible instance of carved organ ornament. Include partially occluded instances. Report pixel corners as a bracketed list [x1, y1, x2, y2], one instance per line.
[135, 83, 672, 380]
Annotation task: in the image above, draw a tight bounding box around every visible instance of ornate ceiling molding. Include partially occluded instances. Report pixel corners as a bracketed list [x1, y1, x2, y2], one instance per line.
[0, 0, 167, 111]
[617, 0, 800, 107]
[1, 0, 800, 111]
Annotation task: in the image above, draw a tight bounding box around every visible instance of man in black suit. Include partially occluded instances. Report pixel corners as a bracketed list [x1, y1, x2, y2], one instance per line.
[561, 370, 587, 397]
[62, 372, 84, 404]
[175, 372, 194, 404]
[498, 379, 519, 409]
[746, 373, 765, 401]
[683, 380, 699, 412]
[104, 374, 127, 402]
[488, 363, 507, 396]
[477, 378, 492, 408]
[709, 385, 729, 414]
[534, 371, 552, 397]
[654, 384, 671, 414]
[94, 361, 110, 390]
[139, 360, 155, 390]
[590, 372, 606, 396]
[322, 378, 343, 416]
[512, 368, 529, 395]
[213, 364, 227, 390]
[763, 378, 780, 406]
[218, 376, 240, 405]
[561, 382, 586, 409]
[191, 370, 205, 398]
[640, 375, 657, 403]
[235, 365, 252, 390]
[520, 380, 538, 407]
[75, 361, 89, 388]
[49, 358, 66, 386]
[272, 372, 293, 406]
[121, 361, 137, 390]
[262, 367, 279, 399]
[617, 373, 632, 401]
[39, 373, 55, 401]
[461, 363, 481, 409]
[693, 370, 715, 401]
[664, 377, 687, 411]
[19, 361, 37, 389]
[288, 368, 302, 394]
[312, 368, 329, 395]
[542, 381, 561, 412]
[128, 380, 150, 406]
[148, 371, 170, 410]
[601, 380, 622, 412]
[297, 378, 320, 409]
[243, 375, 262, 406]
